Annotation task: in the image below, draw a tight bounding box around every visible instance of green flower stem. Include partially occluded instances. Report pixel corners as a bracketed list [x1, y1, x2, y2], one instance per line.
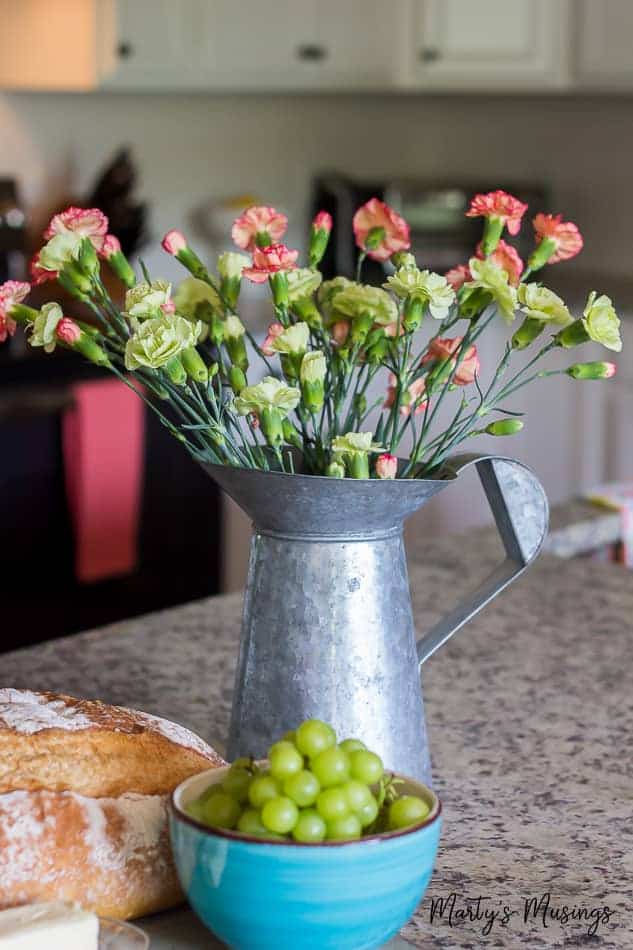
[493, 339, 557, 403]
[355, 251, 366, 283]
[94, 277, 130, 339]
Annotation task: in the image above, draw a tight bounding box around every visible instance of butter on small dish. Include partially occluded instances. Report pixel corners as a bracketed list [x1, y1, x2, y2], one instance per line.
[0, 902, 98, 949]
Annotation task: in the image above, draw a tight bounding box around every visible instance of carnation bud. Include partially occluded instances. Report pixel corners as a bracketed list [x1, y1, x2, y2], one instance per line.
[181, 345, 209, 384]
[376, 453, 397, 479]
[485, 418, 524, 436]
[511, 316, 545, 350]
[163, 229, 219, 289]
[299, 350, 326, 413]
[566, 361, 617, 380]
[326, 460, 346, 479]
[260, 406, 284, 447]
[282, 418, 303, 449]
[102, 234, 136, 289]
[555, 319, 591, 349]
[164, 354, 187, 386]
[309, 210, 333, 268]
[229, 365, 247, 394]
[55, 317, 82, 345]
[403, 294, 424, 332]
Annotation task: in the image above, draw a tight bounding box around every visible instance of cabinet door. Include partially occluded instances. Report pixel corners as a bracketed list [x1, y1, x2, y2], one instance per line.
[198, 0, 401, 91]
[575, 0, 633, 90]
[98, 0, 201, 89]
[411, 0, 569, 90]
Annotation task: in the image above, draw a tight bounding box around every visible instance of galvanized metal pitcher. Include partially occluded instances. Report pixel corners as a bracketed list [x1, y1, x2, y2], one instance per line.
[205, 453, 548, 783]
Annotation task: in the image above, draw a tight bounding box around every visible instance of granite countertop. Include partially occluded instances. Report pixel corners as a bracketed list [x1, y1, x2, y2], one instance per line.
[2, 525, 632, 949]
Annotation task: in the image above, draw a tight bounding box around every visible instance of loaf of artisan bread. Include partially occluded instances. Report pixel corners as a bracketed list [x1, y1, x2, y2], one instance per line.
[0, 689, 224, 920]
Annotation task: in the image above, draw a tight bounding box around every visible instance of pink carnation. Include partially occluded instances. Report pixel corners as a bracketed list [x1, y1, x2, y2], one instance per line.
[384, 374, 428, 417]
[421, 336, 480, 386]
[0, 280, 29, 342]
[55, 317, 82, 345]
[533, 213, 583, 263]
[476, 239, 523, 286]
[352, 198, 410, 262]
[445, 264, 472, 291]
[261, 321, 285, 356]
[376, 453, 398, 479]
[243, 244, 299, 284]
[231, 206, 288, 252]
[162, 229, 188, 256]
[312, 210, 333, 233]
[466, 190, 528, 236]
[101, 234, 122, 259]
[44, 206, 108, 252]
[30, 251, 57, 285]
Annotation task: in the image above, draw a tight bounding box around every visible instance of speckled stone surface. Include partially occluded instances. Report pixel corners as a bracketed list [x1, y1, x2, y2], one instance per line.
[2, 526, 632, 949]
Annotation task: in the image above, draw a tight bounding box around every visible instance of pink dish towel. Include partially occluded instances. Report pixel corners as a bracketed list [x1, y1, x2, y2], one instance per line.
[63, 378, 145, 583]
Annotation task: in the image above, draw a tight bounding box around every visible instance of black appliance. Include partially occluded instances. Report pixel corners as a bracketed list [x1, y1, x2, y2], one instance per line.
[312, 174, 549, 281]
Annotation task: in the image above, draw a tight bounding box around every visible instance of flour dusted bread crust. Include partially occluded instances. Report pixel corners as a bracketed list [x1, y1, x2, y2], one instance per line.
[0, 689, 224, 919]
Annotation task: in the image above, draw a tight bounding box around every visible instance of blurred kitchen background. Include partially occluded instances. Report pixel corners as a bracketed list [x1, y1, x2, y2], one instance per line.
[1, 0, 632, 646]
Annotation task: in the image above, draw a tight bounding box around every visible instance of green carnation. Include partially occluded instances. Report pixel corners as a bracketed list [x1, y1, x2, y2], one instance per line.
[217, 252, 249, 281]
[331, 432, 383, 455]
[384, 267, 455, 321]
[125, 280, 173, 320]
[38, 232, 83, 272]
[317, 276, 354, 320]
[124, 315, 201, 370]
[517, 283, 572, 326]
[287, 268, 322, 303]
[173, 277, 222, 319]
[224, 314, 246, 340]
[234, 376, 300, 417]
[582, 292, 622, 352]
[270, 321, 310, 355]
[300, 350, 326, 384]
[28, 302, 63, 352]
[465, 258, 518, 324]
[331, 284, 397, 327]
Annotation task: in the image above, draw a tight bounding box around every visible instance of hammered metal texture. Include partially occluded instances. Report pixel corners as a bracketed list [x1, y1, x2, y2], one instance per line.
[203, 454, 548, 783]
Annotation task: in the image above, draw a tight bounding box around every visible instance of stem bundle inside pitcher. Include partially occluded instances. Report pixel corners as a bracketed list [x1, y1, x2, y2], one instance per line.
[0, 192, 622, 478]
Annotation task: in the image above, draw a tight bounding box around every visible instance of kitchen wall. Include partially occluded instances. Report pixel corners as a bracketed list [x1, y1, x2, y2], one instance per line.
[1, 90, 632, 278]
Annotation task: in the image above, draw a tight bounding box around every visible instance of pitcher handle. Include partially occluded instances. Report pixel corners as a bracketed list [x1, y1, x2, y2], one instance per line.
[416, 453, 549, 667]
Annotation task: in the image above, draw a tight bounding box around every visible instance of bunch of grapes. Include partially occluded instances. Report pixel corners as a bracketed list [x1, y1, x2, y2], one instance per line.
[186, 719, 430, 843]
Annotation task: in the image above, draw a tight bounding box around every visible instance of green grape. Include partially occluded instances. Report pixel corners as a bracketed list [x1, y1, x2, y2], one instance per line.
[197, 783, 223, 805]
[231, 757, 253, 771]
[283, 730, 297, 743]
[292, 809, 326, 843]
[342, 780, 374, 813]
[388, 795, 430, 830]
[349, 750, 384, 785]
[268, 741, 304, 780]
[185, 800, 206, 823]
[339, 738, 366, 755]
[203, 791, 241, 829]
[248, 774, 281, 809]
[261, 796, 299, 834]
[283, 769, 320, 807]
[326, 813, 362, 840]
[236, 808, 268, 836]
[295, 719, 337, 759]
[316, 787, 350, 822]
[311, 746, 350, 788]
[356, 796, 379, 829]
[222, 767, 251, 804]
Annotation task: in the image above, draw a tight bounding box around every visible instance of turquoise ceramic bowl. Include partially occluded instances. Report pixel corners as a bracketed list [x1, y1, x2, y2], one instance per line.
[170, 766, 442, 950]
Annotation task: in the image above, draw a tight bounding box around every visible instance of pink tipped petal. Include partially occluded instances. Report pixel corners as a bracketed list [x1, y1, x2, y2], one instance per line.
[261, 321, 285, 356]
[243, 243, 299, 283]
[0, 280, 30, 319]
[30, 252, 57, 284]
[444, 264, 472, 291]
[466, 190, 528, 235]
[231, 205, 288, 251]
[55, 317, 82, 345]
[312, 210, 333, 233]
[376, 453, 398, 479]
[101, 234, 122, 259]
[44, 206, 108, 251]
[162, 229, 188, 255]
[533, 213, 584, 263]
[352, 198, 410, 262]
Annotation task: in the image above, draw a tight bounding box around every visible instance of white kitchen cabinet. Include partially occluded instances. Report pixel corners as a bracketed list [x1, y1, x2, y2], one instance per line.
[98, 0, 404, 92]
[409, 0, 570, 91]
[575, 0, 633, 90]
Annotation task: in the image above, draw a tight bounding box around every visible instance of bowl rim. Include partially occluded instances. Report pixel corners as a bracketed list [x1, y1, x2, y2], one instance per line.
[170, 764, 442, 848]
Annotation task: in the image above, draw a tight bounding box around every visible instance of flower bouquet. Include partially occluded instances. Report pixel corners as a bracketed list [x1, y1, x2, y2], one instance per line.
[0, 191, 622, 480]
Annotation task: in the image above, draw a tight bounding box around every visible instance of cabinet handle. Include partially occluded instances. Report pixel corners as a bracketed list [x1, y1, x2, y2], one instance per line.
[117, 41, 134, 60]
[419, 47, 440, 63]
[296, 44, 328, 62]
